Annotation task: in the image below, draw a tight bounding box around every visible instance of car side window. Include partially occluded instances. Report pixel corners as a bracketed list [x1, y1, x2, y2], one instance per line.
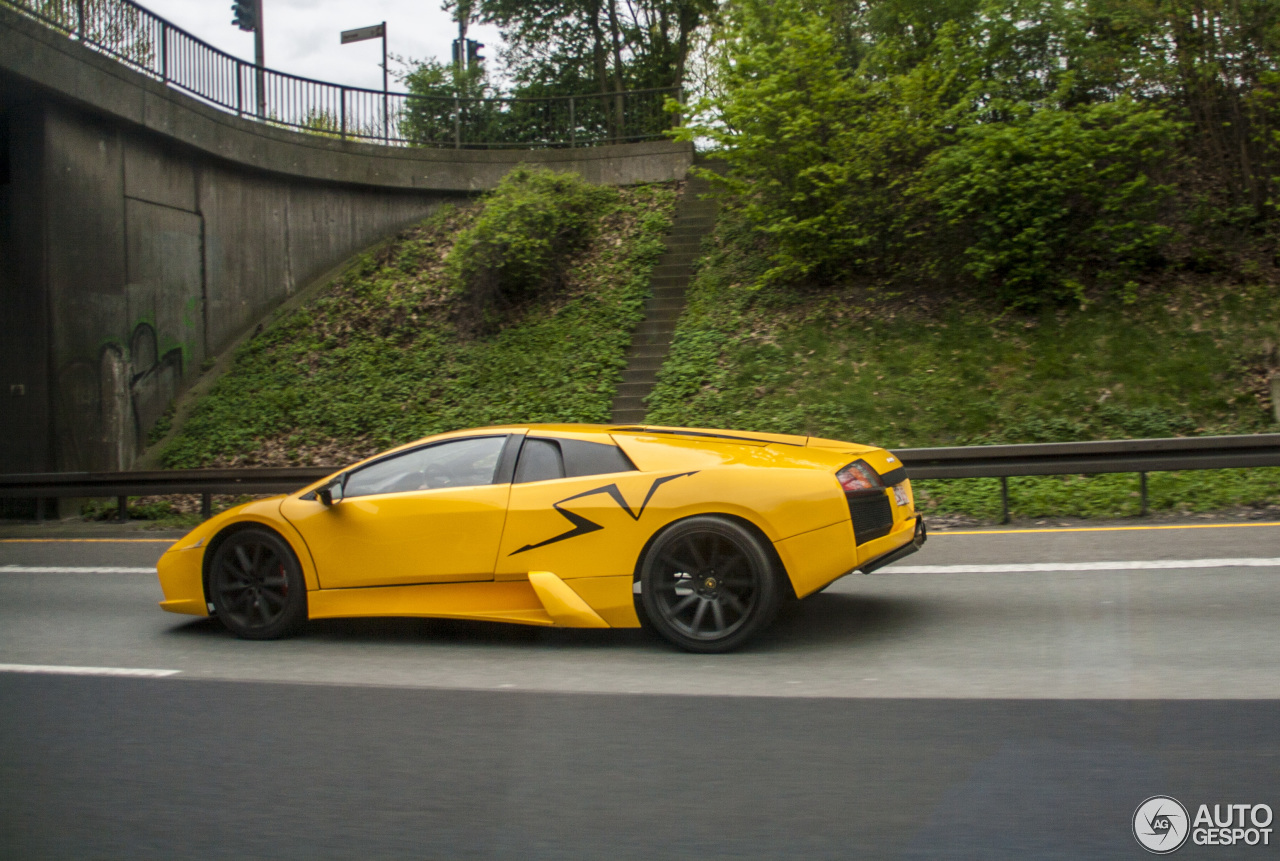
[514, 438, 565, 483]
[513, 437, 635, 483]
[344, 436, 507, 498]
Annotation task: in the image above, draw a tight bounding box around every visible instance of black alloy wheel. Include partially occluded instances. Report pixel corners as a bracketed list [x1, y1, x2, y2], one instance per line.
[640, 516, 783, 653]
[208, 527, 307, 640]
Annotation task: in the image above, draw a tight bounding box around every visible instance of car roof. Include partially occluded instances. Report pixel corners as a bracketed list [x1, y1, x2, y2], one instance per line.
[484, 423, 817, 447]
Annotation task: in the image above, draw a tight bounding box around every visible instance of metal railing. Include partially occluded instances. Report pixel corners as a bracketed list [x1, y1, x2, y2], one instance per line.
[0, 466, 333, 521]
[898, 433, 1280, 478]
[2, 434, 1279, 524]
[899, 433, 1280, 523]
[3, 0, 680, 147]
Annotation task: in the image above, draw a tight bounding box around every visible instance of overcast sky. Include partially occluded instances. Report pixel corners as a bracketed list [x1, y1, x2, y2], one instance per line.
[143, 0, 504, 92]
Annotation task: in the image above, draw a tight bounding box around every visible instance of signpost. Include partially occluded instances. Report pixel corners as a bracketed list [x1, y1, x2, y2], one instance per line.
[341, 22, 388, 141]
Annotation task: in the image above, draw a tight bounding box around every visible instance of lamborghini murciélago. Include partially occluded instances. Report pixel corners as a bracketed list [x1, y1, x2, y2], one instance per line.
[157, 424, 926, 652]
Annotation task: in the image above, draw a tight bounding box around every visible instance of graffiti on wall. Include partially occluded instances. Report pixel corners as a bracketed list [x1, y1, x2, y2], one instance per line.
[56, 322, 182, 471]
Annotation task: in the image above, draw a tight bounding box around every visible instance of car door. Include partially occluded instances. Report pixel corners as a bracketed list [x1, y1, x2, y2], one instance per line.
[495, 433, 666, 582]
[281, 434, 514, 589]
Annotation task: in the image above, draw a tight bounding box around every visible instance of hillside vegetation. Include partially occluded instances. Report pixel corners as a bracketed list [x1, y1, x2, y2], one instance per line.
[643, 210, 1280, 521]
[161, 168, 677, 468]
[635, 0, 1280, 521]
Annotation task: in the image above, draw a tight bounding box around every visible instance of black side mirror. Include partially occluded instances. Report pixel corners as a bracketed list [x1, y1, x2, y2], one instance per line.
[318, 476, 345, 506]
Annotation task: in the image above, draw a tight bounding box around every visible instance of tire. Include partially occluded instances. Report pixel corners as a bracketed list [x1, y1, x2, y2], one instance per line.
[639, 516, 783, 653]
[208, 527, 308, 640]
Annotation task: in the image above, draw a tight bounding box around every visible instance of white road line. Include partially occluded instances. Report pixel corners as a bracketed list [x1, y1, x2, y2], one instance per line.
[0, 663, 180, 677]
[0, 565, 154, 574]
[888, 558, 1280, 574]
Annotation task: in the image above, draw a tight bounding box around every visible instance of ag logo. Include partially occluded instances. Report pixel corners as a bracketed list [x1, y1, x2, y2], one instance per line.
[1134, 796, 1190, 854]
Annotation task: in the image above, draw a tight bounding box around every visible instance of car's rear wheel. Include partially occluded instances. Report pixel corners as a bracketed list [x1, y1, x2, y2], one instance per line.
[640, 516, 783, 653]
[208, 528, 307, 640]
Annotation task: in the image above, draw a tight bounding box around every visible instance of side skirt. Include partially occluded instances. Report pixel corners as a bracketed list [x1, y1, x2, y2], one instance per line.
[308, 580, 556, 627]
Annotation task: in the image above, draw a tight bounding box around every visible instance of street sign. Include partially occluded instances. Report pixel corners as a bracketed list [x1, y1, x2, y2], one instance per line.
[341, 23, 385, 44]
[340, 21, 390, 140]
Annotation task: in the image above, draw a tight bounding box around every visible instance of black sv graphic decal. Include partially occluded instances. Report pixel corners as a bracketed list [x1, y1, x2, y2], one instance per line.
[509, 471, 699, 555]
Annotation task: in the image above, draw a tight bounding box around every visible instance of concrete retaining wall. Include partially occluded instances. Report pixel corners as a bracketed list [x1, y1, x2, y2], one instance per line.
[0, 6, 693, 477]
[0, 97, 446, 477]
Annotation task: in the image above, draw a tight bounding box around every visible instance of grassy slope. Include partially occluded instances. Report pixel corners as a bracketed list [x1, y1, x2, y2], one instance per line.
[162, 182, 677, 469]
[646, 215, 1280, 522]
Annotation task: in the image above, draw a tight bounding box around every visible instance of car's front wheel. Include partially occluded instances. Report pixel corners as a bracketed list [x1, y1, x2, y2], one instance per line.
[208, 527, 307, 640]
[639, 516, 783, 653]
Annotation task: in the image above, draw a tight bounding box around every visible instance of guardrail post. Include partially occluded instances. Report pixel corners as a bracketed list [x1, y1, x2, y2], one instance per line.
[340, 87, 347, 140]
[454, 97, 461, 149]
[569, 96, 575, 148]
[34, 497, 44, 523]
[201, 492, 212, 521]
[75, 0, 85, 39]
[235, 60, 243, 117]
[1139, 472, 1149, 516]
[999, 477, 1010, 524]
[116, 496, 129, 523]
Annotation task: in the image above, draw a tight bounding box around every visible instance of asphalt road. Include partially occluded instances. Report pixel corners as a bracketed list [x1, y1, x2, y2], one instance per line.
[3, 521, 1280, 858]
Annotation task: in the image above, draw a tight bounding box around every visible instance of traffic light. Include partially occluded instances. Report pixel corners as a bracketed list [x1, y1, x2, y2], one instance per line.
[231, 0, 257, 32]
[452, 38, 485, 69]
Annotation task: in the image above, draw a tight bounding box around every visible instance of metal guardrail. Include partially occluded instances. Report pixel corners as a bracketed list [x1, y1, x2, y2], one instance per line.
[2, 434, 1279, 524]
[899, 433, 1280, 521]
[0, 466, 335, 497]
[897, 434, 1280, 479]
[0, 466, 338, 521]
[3, 0, 680, 147]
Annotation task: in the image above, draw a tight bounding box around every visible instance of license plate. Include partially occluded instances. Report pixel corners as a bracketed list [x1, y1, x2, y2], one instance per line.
[893, 485, 910, 507]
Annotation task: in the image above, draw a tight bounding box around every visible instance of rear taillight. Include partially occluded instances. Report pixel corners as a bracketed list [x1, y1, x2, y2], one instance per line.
[836, 460, 883, 494]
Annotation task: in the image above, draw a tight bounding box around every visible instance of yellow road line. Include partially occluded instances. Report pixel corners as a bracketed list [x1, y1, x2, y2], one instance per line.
[0, 538, 175, 544]
[934, 522, 1280, 536]
[5, 523, 1279, 543]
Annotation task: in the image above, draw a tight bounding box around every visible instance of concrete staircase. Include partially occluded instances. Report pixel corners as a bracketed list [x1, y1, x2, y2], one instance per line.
[610, 172, 718, 423]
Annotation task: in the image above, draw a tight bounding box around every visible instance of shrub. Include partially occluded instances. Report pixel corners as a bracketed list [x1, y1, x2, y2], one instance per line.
[444, 166, 613, 316]
[920, 99, 1179, 306]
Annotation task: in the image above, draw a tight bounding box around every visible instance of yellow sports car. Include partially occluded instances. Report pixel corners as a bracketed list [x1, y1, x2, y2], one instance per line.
[157, 424, 925, 652]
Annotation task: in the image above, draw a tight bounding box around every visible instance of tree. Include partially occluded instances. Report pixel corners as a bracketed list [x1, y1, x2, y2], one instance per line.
[679, 0, 1190, 305]
[467, 0, 714, 140]
[921, 99, 1179, 306]
[395, 56, 504, 146]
